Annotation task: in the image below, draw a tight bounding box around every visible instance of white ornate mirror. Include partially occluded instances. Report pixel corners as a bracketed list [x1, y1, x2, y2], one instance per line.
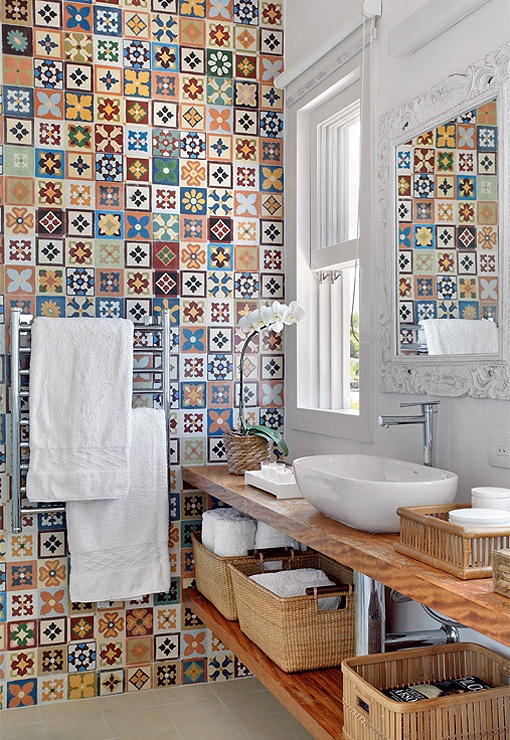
[378, 43, 509, 399]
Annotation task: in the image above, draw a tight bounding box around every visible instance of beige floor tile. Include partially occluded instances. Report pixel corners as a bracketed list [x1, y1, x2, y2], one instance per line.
[103, 704, 177, 737]
[38, 697, 102, 722]
[240, 713, 315, 740]
[211, 677, 266, 697]
[219, 690, 288, 719]
[118, 733, 181, 740]
[2, 705, 43, 725]
[98, 690, 160, 712]
[176, 717, 252, 740]
[152, 683, 216, 705]
[0, 723, 46, 740]
[37, 713, 113, 740]
[161, 696, 232, 728]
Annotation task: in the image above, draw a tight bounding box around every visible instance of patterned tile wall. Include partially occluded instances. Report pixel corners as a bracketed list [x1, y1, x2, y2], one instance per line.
[396, 99, 499, 352]
[0, 0, 285, 709]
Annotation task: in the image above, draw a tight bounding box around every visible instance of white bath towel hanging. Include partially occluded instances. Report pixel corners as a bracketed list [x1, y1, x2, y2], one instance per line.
[26, 317, 134, 502]
[66, 408, 170, 602]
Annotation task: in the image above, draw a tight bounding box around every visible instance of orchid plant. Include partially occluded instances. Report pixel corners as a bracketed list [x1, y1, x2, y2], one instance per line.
[235, 300, 305, 456]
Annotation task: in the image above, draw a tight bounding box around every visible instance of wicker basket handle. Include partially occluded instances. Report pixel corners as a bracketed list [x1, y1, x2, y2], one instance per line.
[305, 583, 354, 611]
[305, 584, 353, 596]
[247, 546, 298, 559]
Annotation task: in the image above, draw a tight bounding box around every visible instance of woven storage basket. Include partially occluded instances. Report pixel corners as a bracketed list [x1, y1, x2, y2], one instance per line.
[394, 503, 510, 579]
[493, 549, 510, 597]
[191, 531, 307, 620]
[342, 642, 510, 740]
[191, 530, 256, 620]
[223, 429, 271, 475]
[228, 551, 354, 672]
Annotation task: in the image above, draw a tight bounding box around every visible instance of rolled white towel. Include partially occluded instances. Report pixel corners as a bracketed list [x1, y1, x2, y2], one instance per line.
[201, 510, 223, 551]
[250, 568, 340, 610]
[214, 516, 257, 557]
[255, 521, 300, 550]
[201, 508, 257, 556]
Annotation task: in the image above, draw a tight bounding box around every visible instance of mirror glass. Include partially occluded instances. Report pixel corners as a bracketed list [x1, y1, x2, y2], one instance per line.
[378, 43, 509, 399]
[396, 98, 500, 356]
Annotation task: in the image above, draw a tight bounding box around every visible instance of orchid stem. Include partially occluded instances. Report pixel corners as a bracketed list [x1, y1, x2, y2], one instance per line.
[238, 330, 257, 434]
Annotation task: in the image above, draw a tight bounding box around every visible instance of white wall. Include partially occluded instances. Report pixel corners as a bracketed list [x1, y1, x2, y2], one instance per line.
[284, 0, 363, 78]
[283, 0, 510, 651]
[285, 0, 510, 500]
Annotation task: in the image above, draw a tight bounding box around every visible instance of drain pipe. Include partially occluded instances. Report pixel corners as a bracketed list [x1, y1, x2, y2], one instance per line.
[355, 574, 462, 655]
[385, 623, 460, 652]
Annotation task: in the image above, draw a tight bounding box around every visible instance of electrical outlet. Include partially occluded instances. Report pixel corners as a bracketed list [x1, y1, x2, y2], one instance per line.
[487, 432, 510, 469]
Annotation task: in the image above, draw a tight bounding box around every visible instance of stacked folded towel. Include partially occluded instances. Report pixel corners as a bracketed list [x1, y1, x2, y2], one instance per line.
[202, 508, 257, 556]
[255, 521, 300, 551]
[250, 568, 340, 610]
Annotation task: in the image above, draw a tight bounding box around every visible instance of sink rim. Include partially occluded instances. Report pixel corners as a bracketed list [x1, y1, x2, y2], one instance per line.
[292, 453, 458, 484]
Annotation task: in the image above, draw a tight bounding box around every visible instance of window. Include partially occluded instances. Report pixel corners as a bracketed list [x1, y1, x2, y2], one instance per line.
[310, 86, 361, 411]
[284, 55, 374, 443]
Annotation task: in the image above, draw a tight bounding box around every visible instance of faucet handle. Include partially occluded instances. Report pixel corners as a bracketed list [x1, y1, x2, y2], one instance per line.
[399, 400, 440, 409]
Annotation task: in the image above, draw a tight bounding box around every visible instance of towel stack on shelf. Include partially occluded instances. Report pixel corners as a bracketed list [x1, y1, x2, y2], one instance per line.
[201, 508, 300, 556]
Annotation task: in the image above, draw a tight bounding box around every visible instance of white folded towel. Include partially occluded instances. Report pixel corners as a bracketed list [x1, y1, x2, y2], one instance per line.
[420, 318, 498, 356]
[250, 568, 340, 610]
[66, 408, 170, 602]
[255, 521, 300, 551]
[26, 317, 134, 502]
[201, 508, 257, 556]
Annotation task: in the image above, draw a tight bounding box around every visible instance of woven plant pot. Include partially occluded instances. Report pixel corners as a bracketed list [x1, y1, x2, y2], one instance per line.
[223, 429, 271, 475]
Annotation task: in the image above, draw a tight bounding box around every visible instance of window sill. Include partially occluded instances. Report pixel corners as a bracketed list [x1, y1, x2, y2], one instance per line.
[286, 405, 374, 444]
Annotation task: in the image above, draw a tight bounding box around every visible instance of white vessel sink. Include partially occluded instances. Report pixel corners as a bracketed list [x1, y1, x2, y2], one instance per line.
[292, 454, 458, 533]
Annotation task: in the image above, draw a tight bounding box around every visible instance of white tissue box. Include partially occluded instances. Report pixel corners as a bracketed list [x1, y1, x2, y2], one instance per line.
[244, 469, 304, 499]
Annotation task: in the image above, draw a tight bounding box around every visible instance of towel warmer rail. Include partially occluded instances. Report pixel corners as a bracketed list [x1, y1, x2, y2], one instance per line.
[10, 307, 172, 534]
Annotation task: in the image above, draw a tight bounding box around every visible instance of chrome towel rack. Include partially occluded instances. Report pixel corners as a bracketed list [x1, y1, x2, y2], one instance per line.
[10, 307, 172, 534]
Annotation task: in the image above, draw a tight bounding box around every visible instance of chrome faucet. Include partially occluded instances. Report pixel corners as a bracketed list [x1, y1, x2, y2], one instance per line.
[378, 401, 440, 467]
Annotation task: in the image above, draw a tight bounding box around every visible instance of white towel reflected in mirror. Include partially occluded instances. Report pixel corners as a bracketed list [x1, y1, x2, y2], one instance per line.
[420, 318, 499, 355]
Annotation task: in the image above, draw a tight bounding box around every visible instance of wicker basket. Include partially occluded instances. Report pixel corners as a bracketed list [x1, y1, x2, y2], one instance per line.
[342, 642, 510, 740]
[223, 429, 271, 475]
[191, 531, 307, 620]
[493, 549, 510, 598]
[228, 551, 354, 673]
[191, 530, 256, 620]
[394, 504, 510, 579]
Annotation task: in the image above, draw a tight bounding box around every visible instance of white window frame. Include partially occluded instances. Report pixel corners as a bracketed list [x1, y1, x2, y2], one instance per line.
[284, 54, 374, 444]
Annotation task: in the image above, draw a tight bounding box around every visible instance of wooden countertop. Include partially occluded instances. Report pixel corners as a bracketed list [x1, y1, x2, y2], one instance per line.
[182, 465, 510, 647]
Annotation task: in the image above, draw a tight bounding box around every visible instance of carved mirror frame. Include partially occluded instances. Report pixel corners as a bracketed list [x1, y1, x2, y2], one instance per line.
[378, 43, 510, 399]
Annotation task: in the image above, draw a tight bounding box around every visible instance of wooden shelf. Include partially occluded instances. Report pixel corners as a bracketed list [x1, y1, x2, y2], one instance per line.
[182, 465, 510, 647]
[183, 587, 345, 740]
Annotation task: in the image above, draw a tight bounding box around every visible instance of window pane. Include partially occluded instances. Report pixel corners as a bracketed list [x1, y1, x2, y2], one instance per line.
[317, 101, 360, 250]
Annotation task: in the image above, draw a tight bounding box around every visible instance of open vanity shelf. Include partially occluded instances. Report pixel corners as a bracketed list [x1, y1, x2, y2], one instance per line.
[182, 465, 510, 740]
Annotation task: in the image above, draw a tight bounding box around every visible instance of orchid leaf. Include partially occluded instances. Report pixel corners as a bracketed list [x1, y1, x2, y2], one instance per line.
[246, 425, 289, 456]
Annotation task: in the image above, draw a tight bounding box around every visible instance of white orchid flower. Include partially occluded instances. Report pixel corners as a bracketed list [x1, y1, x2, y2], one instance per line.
[283, 301, 306, 325]
[236, 299, 305, 434]
[239, 308, 266, 333]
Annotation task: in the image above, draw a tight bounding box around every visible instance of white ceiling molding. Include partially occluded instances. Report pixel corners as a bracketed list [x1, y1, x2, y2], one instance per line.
[388, 0, 492, 58]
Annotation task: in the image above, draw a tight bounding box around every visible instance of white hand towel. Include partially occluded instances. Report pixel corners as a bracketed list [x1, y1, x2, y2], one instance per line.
[26, 317, 134, 502]
[66, 408, 170, 602]
[250, 568, 340, 610]
[255, 521, 300, 551]
[420, 318, 498, 355]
